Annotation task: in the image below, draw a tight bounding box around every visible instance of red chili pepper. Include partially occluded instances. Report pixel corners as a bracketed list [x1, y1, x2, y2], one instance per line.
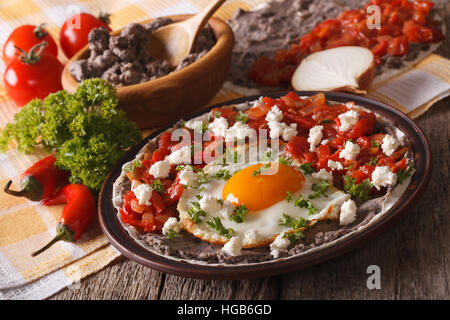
[31, 184, 96, 257]
[4, 154, 69, 201]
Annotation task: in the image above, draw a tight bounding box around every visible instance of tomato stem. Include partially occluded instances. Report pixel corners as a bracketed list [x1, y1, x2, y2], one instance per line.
[33, 23, 48, 38]
[98, 12, 111, 24]
[3, 180, 27, 197]
[15, 41, 48, 65]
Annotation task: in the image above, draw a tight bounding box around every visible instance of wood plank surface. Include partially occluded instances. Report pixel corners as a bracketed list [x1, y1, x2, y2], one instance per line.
[51, 0, 450, 300]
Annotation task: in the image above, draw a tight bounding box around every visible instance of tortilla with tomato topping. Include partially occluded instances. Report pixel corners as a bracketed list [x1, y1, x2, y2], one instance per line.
[112, 92, 414, 264]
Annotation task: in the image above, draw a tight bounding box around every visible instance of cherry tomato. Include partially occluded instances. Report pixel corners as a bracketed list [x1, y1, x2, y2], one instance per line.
[2, 24, 58, 66]
[59, 12, 111, 59]
[3, 42, 63, 107]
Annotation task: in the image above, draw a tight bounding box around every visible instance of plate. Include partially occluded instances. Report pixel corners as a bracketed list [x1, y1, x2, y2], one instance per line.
[98, 91, 431, 280]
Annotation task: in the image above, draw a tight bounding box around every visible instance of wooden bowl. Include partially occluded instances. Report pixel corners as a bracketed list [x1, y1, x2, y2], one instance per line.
[98, 91, 432, 280]
[61, 14, 234, 129]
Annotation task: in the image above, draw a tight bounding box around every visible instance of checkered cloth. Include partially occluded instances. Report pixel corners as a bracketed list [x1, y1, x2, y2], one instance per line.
[0, 0, 448, 300]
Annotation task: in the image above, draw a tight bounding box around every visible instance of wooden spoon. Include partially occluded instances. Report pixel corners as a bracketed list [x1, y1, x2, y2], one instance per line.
[148, 0, 226, 67]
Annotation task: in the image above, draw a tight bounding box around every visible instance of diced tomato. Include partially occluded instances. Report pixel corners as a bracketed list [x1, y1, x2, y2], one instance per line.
[141, 211, 156, 232]
[413, 0, 434, 14]
[356, 136, 371, 149]
[284, 136, 309, 160]
[162, 180, 184, 206]
[387, 35, 409, 56]
[246, 102, 271, 120]
[371, 40, 388, 57]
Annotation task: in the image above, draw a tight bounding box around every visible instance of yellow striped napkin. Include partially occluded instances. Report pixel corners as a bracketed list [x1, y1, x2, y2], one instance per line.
[0, 0, 448, 300]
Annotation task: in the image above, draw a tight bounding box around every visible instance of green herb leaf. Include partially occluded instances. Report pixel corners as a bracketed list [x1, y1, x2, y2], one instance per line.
[151, 179, 164, 194]
[206, 217, 235, 239]
[279, 214, 309, 244]
[294, 195, 318, 215]
[252, 162, 271, 176]
[123, 159, 142, 173]
[279, 155, 293, 166]
[308, 181, 330, 199]
[343, 175, 373, 200]
[213, 169, 232, 181]
[230, 204, 248, 223]
[397, 164, 413, 184]
[235, 111, 248, 124]
[365, 157, 378, 166]
[286, 191, 293, 202]
[167, 229, 181, 239]
[371, 140, 381, 148]
[187, 201, 207, 224]
[282, 230, 306, 244]
[320, 119, 334, 124]
[299, 162, 315, 175]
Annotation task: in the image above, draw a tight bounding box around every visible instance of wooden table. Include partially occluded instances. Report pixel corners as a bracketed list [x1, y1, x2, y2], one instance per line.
[51, 2, 450, 300]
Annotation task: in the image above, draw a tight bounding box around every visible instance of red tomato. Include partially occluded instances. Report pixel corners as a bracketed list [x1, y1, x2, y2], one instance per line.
[3, 43, 63, 107]
[60, 12, 111, 59]
[2, 24, 58, 65]
[387, 35, 409, 56]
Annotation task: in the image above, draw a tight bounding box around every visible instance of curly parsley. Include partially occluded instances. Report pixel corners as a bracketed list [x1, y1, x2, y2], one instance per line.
[230, 204, 248, 223]
[206, 217, 234, 239]
[0, 78, 141, 192]
[343, 175, 373, 200]
[299, 162, 315, 175]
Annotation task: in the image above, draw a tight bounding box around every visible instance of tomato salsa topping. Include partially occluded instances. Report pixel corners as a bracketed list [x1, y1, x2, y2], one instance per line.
[248, 0, 444, 87]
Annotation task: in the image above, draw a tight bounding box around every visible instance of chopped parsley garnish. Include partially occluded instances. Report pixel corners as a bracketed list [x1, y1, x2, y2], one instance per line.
[230, 204, 248, 223]
[343, 175, 373, 200]
[151, 179, 164, 194]
[214, 111, 222, 118]
[286, 191, 294, 202]
[187, 201, 207, 224]
[167, 229, 181, 239]
[397, 164, 413, 184]
[320, 119, 334, 124]
[206, 217, 235, 239]
[262, 149, 273, 162]
[213, 169, 232, 181]
[216, 198, 224, 205]
[279, 155, 293, 166]
[278, 214, 309, 244]
[196, 169, 210, 185]
[371, 140, 381, 148]
[235, 111, 248, 124]
[308, 181, 330, 199]
[195, 194, 203, 200]
[252, 162, 271, 176]
[366, 157, 379, 166]
[294, 195, 318, 215]
[299, 162, 315, 175]
[123, 159, 142, 173]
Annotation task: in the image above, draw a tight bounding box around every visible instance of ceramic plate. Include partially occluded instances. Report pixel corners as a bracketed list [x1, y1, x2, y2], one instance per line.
[98, 91, 431, 280]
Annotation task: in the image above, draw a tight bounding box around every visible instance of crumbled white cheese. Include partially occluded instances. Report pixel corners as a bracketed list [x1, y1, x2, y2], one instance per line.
[338, 110, 359, 132]
[148, 160, 171, 179]
[311, 168, 333, 182]
[321, 139, 329, 145]
[267, 120, 298, 141]
[208, 117, 228, 138]
[199, 195, 222, 214]
[371, 166, 397, 190]
[308, 125, 324, 152]
[339, 141, 361, 161]
[225, 121, 255, 142]
[132, 183, 153, 206]
[226, 193, 239, 204]
[166, 145, 192, 165]
[243, 229, 261, 244]
[382, 134, 399, 157]
[222, 236, 242, 256]
[339, 199, 357, 225]
[178, 166, 198, 187]
[270, 233, 291, 259]
[184, 113, 210, 131]
[328, 160, 344, 171]
[219, 200, 235, 219]
[265, 105, 283, 122]
[162, 217, 181, 235]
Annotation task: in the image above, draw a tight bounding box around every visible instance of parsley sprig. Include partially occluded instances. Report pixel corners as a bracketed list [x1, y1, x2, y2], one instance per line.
[278, 214, 309, 244]
[397, 164, 413, 184]
[167, 229, 181, 239]
[252, 162, 271, 176]
[123, 159, 142, 173]
[343, 175, 373, 200]
[230, 204, 248, 223]
[151, 179, 165, 194]
[187, 201, 207, 224]
[294, 195, 318, 215]
[235, 111, 248, 124]
[299, 162, 315, 175]
[206, 217, 235, 239]
[308, 181, 330, 199]
[213, 169, 232, 181]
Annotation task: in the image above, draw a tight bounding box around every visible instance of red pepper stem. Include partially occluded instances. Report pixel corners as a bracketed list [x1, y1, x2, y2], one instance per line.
[3, 180, 27, 197]
[31, 223, 74, 257]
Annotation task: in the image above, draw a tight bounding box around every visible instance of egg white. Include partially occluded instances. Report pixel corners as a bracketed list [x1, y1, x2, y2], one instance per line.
[177, 152, 350, 248]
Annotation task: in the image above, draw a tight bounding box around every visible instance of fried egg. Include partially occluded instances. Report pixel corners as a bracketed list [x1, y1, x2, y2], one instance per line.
[177, 149, 350, 248]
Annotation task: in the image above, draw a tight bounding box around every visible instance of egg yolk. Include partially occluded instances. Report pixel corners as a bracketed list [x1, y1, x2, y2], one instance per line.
[222, 163, 305, 212]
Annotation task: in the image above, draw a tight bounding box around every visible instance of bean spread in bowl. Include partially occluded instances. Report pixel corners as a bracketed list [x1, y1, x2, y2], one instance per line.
[69, 18, 216, 87]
